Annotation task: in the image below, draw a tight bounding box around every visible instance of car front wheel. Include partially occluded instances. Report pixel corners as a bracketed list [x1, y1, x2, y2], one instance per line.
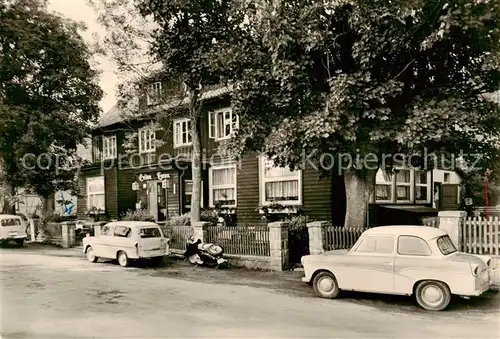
[313, 271, 340, 299]
[86, 246, 98, 263]
[415, 280, 451, 311]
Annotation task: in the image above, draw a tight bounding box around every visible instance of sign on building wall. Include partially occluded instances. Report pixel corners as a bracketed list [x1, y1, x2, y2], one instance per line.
[15, 189, 77, 216]
[55, 190, 77, 216]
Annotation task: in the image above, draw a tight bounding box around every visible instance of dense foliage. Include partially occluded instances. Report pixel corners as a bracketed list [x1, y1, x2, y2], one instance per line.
[227, 0, 500, 226]
[0, 0, 102, 213]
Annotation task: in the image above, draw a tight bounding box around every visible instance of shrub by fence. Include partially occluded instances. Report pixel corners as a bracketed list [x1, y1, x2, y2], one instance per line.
[323, 226, 365, 251]
[460, 216, 499, 255]
[38, 222, 64, 245]
[206, 226, 270, 256]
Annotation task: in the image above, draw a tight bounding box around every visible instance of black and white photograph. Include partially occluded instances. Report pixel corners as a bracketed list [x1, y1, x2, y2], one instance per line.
[1, 0, 499, 338]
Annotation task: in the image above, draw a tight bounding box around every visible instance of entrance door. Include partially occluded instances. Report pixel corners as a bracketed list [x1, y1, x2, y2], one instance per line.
[148, 181, 159, 221]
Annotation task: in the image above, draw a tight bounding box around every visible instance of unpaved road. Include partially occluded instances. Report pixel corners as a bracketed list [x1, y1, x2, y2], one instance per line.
[1, 246, 499, 338]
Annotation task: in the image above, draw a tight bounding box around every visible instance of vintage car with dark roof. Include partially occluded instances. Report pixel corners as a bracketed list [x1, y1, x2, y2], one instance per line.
[301, 226, 491, 311]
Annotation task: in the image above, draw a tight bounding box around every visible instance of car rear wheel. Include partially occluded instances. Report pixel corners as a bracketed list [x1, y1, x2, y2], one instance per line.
[313, 271, 340, 299]
[117, 251, 129, 267]
[86, 246, 98, 263]
[15, 239, 24, 247]
[415, 280, 451, 311]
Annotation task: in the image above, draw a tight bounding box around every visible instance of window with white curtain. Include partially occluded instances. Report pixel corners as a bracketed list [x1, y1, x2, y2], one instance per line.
[173, 118, 192, 147]
[415, 170, 431, 203]
[209, 108, 239, 141]
[259, 156, 302, 205]
[86, 176, 105, 213]
[395, 169, 411, 201]
[375, 168, 432, 204]
[375, 169, 392, 202]
[102, 135, 117, 160]
[209, 164, 236, 207]
[138, 127, 156, 153]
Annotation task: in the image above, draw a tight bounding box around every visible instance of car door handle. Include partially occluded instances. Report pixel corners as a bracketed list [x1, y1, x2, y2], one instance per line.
[383, 261, 393, 266]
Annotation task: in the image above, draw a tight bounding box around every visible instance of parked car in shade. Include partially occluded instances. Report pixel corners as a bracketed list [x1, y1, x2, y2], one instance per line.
[82, 221, 169, 267]
[0, 214, 28, 246]
[301, 226, 491, 311]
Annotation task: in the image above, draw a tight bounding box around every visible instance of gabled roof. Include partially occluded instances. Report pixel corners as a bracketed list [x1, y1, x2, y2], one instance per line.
[97, 104, 123, 129]
[94, 85, 233, 130]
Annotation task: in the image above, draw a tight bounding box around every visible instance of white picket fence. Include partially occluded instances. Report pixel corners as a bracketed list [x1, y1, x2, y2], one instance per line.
[460, 216, 500, 255]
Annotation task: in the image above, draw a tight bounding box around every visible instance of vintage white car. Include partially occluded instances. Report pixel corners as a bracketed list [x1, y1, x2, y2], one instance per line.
[301, 226, 491, 311]
[0, 214, 28, 246]
[82, 221, 169, 267]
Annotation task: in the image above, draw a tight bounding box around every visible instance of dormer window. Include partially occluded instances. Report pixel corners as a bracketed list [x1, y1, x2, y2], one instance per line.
[146, 82, 162, 106]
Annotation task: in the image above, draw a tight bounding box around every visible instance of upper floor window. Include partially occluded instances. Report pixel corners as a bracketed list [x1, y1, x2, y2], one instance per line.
[146, 82, 162, 106]
[209, 163, 237, 207]
[209, 108, 238, 141]
[102, 135, 117, 160]
[173, 118, 192, 147]
[259, 156, 302, 206]
[139, 127, 156, 154]
[444, 172, 450, 183]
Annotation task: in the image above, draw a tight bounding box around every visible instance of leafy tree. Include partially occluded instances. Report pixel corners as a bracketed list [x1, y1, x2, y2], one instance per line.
[0, 0, 102, 215]
[228, 0, 500, 227]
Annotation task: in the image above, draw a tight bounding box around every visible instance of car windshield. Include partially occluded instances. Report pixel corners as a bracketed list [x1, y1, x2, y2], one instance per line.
[436, 235, 457, 255]
[139, 227, 162, 238]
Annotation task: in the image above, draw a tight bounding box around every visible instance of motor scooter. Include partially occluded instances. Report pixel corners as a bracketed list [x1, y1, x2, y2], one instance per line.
[184, 237, 228, 268]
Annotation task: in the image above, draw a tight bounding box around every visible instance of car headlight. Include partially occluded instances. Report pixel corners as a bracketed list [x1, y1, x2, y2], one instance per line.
[301, 256, 305, 266]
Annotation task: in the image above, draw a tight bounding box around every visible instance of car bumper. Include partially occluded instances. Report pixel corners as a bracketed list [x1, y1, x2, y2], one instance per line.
[138, 249, 167, 258]
[470, 284, 491, 296]
[1, 235, 27, 240]
[302, 275, 311, 283]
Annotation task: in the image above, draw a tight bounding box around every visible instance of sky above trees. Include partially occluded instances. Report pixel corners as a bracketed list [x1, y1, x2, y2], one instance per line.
[47, 0, 117, 113]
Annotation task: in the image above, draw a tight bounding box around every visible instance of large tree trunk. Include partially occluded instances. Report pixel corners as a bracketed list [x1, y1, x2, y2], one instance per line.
[189, 90, 202, 223]
[41, 194, 55, 218]
[344, 169, 377, 228]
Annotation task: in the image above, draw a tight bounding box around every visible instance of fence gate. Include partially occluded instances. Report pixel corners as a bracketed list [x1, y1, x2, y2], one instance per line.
[460, 216, 499, 255]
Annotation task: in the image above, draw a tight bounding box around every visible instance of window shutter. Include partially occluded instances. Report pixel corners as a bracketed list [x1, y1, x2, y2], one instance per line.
[209, 112, 215, 139]
[92, 135, 102, 162]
